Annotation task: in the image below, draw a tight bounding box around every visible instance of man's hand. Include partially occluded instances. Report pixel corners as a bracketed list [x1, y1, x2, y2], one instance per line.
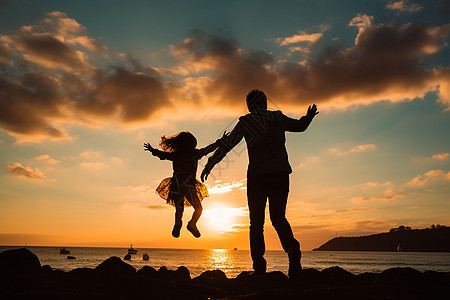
[221, 130, 230, 139]
[144, 143, 154, 152]
[307, 104, 319, 117]
[201, 167, 211, 182]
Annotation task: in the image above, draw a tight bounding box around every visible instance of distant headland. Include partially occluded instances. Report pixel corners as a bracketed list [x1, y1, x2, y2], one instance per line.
[314, 225, 450, 252]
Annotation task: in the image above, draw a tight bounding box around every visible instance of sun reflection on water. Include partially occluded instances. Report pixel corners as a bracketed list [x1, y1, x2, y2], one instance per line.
[204, 249, 240, 277]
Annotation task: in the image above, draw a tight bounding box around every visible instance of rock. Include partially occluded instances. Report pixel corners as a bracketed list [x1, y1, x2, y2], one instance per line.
[195, 269, 228, 280]
[0, 248, 41, 274]
[321, 266, 356, 284]
[68, 267, 97, 282]
[137, 266, 158, 279]
[235, 271, 251, 280]
[265, 271, 288, 281]
[67, 256, 76, 259]
[123, 254, 131, 260]
[174, 266, 191, 280]
[379, 267, 422, 284]
[95, 256, 136, 279]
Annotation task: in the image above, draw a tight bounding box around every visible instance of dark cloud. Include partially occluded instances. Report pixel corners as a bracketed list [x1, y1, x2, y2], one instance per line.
[175, 22, 450, 109]
[0, 41, 14, 63]
[4, 33, 94, 73]
[4, 162, 47, 180]
[0, 73, 67, 138]
[0, 13, 172, 141]
[1, 12, 449, 142]
[76, 67, 171, 124]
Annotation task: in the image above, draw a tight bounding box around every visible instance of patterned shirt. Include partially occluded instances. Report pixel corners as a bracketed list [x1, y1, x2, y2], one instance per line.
[205, 109, 315, 175]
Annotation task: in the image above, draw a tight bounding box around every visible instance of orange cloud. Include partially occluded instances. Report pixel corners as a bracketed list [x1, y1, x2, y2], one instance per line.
[351, 188, 405, 202]
[274, 31, 323, 46]
[4, 162, 47, 181]
[1, 13, 450, 142]
[35, 154, 59, 164]
[432, 152, 449, 160]
[330, 144, 376, 156]
[386, 1, 423, 13]
[80, 161, 106, 170]
[408, 169, 450, 186]
[207, 179, 246, 194]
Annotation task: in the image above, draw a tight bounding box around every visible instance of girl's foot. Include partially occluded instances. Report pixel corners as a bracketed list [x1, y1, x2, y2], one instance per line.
[172, 221, 182, 238]
[187, 221, 201, 238]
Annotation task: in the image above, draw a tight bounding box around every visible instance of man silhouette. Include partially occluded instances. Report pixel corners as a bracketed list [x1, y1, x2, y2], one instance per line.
[201, 89, 318, 278]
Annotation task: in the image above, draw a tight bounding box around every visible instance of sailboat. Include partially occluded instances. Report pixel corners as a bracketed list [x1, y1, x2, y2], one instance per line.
[143, 250, 149, 261]
[128, 244, 138, 254]
[59, 247, 70, 254]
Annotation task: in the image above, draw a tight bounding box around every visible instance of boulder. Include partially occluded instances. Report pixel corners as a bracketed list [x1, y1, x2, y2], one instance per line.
[0, 248, 41, 274]
[137, 266, 158, 279]
[173, 266, 191, 280]
[68, 267, 97, 282]
[195, 269, 227, 280]
[320, 266, 357, 285]
[95, 256, 136, 279]
[378, 267, 422, 285]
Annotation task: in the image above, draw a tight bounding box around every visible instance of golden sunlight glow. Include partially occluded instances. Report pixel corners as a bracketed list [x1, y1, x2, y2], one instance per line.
[203, 205, 237, 231]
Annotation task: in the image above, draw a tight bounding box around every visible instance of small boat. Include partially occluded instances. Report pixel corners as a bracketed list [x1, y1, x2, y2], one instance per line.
[67, 256, 76, 260]
[128, 244, 138, 254]
[143, 251, 149, 261]
[124, 254, 131, 260]
[60, 248, 70, 254]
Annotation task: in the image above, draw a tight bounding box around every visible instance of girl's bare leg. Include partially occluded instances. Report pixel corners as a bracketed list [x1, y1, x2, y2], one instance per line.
[187, 195, 202, 238]
[172, 203, 184, 238]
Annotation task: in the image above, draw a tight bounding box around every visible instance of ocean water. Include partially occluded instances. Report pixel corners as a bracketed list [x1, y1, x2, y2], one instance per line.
[1, 246, 449, 278]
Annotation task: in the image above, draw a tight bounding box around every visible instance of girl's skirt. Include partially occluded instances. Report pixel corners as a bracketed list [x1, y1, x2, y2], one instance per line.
[156, 177, 209, 207]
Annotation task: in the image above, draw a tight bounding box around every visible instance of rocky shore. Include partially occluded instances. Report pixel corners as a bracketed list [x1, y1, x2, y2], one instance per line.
[1, 248, 449, 299]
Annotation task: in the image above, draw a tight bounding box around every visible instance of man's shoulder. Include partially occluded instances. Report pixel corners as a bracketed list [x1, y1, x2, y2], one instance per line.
[239, 110, 283, 121]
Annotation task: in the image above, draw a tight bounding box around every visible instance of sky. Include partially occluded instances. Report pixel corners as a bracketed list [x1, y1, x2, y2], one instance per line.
[0, 0, 449, 251]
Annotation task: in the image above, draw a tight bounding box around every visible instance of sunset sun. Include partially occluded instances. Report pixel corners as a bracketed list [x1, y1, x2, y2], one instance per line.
[204, 205, 238, 231]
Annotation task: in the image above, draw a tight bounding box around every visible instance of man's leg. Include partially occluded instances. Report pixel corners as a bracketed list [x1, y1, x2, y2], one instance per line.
[247, 174, 267, 273]
[267, 173, 301, 277]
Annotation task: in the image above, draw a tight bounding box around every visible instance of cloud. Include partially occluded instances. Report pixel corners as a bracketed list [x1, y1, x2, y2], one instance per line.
[274, 31, 323, 46]
[80, 161, 106, 170]
[35, 154, 59, 164]
[4, 162, 47, 180]
[330, 144, 376, 156]
[432, 152, 449, 160]
[80, 150, 103, 159]
[407, 169, 450, 186]
[386, 1, 423, 13]
[1, 13, 450, 142]
[0, 12, 172, 142]
[144, 205, 169, 210]
[173, 20, 450, 112]
[351, 188, 405, 202]
[207, 179, 246, 194]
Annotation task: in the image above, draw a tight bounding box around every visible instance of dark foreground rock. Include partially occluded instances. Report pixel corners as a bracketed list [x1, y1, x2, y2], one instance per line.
[1, 248, 449, 299]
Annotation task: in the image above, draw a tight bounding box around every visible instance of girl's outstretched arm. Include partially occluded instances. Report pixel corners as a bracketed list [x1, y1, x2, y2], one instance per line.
[195, 131, 230, 159]
[144, 143, 174, 161]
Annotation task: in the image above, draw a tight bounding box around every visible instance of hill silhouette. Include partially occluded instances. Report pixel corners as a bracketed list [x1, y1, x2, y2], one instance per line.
[314, 226, 450, 252]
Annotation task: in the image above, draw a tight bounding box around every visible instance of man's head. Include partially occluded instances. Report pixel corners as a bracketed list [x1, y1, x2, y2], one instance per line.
[246, 89, 267, 112]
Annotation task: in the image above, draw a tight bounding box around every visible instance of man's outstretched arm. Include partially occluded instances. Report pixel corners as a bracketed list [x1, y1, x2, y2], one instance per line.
[201, 122, 244, 182]
[283, 104, 319, 132]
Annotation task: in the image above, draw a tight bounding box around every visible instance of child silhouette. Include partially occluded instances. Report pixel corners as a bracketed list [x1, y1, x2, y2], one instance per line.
[144, 131, 227, 238]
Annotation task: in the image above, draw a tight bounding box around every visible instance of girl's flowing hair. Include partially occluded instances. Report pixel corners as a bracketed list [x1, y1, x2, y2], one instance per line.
[160, 131, 197, 153]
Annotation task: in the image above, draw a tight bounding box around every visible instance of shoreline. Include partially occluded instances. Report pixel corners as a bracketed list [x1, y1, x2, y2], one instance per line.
[1, 248, 449, 299]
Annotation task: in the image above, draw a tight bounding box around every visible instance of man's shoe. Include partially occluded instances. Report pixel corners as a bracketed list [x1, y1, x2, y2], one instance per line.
[172, 221, 182, 238]
[288, 248, 302, 279]
[187, 222, 201, 238]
